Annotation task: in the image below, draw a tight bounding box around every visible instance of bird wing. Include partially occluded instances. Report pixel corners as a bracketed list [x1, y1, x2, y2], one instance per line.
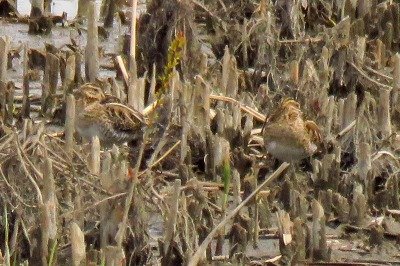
[104, 103, 147, 133]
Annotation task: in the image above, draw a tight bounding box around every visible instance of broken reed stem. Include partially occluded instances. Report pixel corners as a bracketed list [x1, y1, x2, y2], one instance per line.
[116, 131, 147, 248]
[104, 0, 116, 28]
[116, 55, 129, 85]
[148, 64, 157, 103]
[348, 61, 392, 90]
[3, 205, 10, 266]
[0, 36, 10, 83]
[135, 77, 145, 112]
[99, 152, 111, 248]
[77, 0, 89, 17]
[9, 214, 20, 256]
[233, 170, 241, 206]
[130, 0, 138, 62]
[41, 158, 57, 264]
[85, 0, 99, 82]
[394, 53, 400, 113]
[128, 0, 138, 106]
[0, 82, 5, 120]
[65, 94, 76, 157]
[188, 162, 289, 266]
[42, 52, 59, 116]
[30, 0, 44, 16]
[43, 158, 57, 239]
[110, 77, 121, 99]
[221, 46, 230, 95]
[290, 60, 299, 85]
[325, 96, 334, 133]
[22, 44, 30, 118]
[180, 93, 189, 164]
[5, 82, 15, 125]
[164, 179, 181, 252]
[378, 89, 391, 139]
[336, 120, 356, 139]
[128, 64, 137, 106]
[148, 140, 181, 170]
[341, 92, 357, 130]
[311, 199, 328, 260]
[253, 174, 259, 248]
[89, 136, 101, 175]
[210, 94, 266, 122]
[14, 133, 43, 205]
[70, 222, 86, 266]
[64, 52, 76, 95]
[357, 142, 371, 183]
[375, 40, 384, 70]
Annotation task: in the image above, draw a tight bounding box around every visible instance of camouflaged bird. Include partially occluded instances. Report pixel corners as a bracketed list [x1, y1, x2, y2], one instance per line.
[263, 99, 322, 162]
[74, 83, 147, 144]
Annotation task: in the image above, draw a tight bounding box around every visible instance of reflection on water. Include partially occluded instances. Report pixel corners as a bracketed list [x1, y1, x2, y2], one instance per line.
[17, 0, 101, 19]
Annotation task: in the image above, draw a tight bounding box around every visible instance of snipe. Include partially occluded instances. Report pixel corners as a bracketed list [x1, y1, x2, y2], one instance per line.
[263, 99, 321, 162]
[74, 83, 147, 144]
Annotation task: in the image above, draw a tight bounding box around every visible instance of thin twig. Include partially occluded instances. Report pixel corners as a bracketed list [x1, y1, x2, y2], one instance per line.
[0, 167, 36, 208]
[364, 65, 393, 81]
[14, 133, 43, 205]
[195, 75, 266, 122]
[188, 162, 289, 266]
[116, 55, 129, 85]
[336, 120, 356, 139]
[60, 192, 127, 219]
[210, 94, 266, 122]
[63, 139, 181, 216]
[190, 0, 227, 31]
[279, 37, 324, 44]
[148, 140, 181, 169]
[348, 61, 392, 90]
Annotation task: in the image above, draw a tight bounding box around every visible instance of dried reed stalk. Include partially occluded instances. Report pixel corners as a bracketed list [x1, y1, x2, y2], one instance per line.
[5, 81, 15, 125]
[0, 36, 10, 83]
[393, 53, 400, 113]
[64, 52, 76, 95]
[188, 162, 289, 266]
[65, 94, 76, 157]
[116, 55, 129, 85]
[70, 222, 86, 266]
[22, 44, 30, 118]
[115, 130, 147, 248]
[43, 158, 57, 241]
[357, 142, 371, 183]
[30, 0, 44, 16]
[311, 199, 329, 261]
[290, 60, 299, 85]
[148, 64, 157, 104]
[341, 93, 357, 130]
[378, 89, 391, 139]
[164, 179, 181, 252]
[89, 136, 101, 175]
[85, 0, 99, 82]
[128, 0, 138, 106]
[42, 52, 59, 116]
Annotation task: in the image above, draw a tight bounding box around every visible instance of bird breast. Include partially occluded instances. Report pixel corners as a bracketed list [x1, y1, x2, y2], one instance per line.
[266, 140, 317, 162]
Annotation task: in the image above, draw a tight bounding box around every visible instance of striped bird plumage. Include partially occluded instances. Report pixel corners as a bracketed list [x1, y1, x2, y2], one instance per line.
[263, 99, 321, 162]
[74, 84, 147, 144]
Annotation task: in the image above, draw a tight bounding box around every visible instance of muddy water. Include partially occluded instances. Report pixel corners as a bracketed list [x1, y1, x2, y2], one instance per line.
[17, 0, 102, 19]
[1, 1, 121, 97]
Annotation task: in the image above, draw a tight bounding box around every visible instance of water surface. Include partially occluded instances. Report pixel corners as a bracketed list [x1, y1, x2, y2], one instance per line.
[17, 0, 102, 19]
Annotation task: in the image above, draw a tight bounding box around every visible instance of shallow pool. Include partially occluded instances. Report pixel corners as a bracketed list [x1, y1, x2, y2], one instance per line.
[17, 0, 102, 19]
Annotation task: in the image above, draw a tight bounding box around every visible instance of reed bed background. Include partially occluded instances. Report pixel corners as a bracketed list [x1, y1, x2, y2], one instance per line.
[0, 0, 400, 265]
